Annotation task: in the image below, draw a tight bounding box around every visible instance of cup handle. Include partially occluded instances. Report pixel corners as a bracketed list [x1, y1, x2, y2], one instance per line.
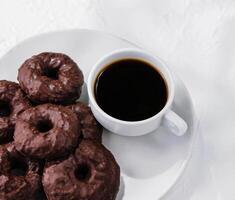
[162, 110, 188, 136]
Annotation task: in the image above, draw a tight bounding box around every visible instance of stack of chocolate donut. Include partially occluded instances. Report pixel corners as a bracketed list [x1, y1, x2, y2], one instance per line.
[0, 52, 120, 200]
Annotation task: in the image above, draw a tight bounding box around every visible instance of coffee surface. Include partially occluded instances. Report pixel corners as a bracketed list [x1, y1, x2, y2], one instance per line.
[95, 59, 168, 121]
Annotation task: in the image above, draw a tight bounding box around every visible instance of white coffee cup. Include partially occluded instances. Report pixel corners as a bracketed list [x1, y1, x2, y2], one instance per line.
[88, 48, 187, 136]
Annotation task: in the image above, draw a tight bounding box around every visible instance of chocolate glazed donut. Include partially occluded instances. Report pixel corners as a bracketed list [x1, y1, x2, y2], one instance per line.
[0, 146, 41, 200]
[14, 104, 80, 160]
[67, 102, 103, 143]
[18, 52, 84, 104]
[43, 140, 120, 200]
[0, 80, 31, 144]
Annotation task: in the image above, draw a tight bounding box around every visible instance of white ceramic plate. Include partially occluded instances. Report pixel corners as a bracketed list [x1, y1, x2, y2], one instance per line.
[0, 29, 196, 200]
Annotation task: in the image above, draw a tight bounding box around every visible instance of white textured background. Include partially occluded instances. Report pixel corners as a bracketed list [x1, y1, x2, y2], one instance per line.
[0, 0, 235, 199]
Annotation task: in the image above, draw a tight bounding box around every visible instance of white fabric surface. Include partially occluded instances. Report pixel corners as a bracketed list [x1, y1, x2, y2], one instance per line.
[0, 0, 234, 199]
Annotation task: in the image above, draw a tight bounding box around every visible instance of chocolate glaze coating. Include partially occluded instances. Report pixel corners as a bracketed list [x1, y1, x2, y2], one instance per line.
[0, 80, 31, 144]
[14, 104, 80, 160]
[0, 146, 41, 200]
[67, 102, 103, 143]
[2, 142, 21, 160]
[18, 52, 84, 104]
[43, 140, 120, 200]
[0, 147, 10, 174]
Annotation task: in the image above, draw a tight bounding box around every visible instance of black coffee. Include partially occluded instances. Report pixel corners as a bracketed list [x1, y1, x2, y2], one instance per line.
[94, 59, 168, 121]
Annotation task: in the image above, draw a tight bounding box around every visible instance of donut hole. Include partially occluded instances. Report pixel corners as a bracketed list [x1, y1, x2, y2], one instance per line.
[0, 100, 12, 117]
[43, 67, 59, 80]
[36, 119, 53, 133]
[0, 128, 14, 145]
[75, 163, 91, 181]
[10, 157, 28, 176]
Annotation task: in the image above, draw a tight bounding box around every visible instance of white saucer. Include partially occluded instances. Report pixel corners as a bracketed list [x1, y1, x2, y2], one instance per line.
[0, 29, 197, 200]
